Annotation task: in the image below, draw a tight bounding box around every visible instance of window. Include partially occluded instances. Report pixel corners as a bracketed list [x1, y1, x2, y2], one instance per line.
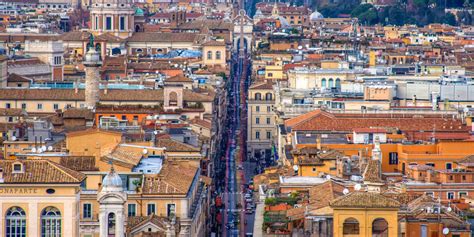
[312, 167, 316, 172]
[207, 51, 212, 60]
[343, 218, 359, 235]
[53, 104, 59, 110]
[21, 103, 26, 109]
[147, 203, 156, 215]
[12, 163, 22, 173]
[265, 93, 273, 100]
[389, 152, 398, 165]
[105, 16, 112, 30]
[266, 131, 271, 139]
[372, 218, 388, 237]
[449, 175, 453, 181]
[128, 204, 136, 217]
[133, 116, 138, 120]
[426, 163, 435, 167]
[5, 206, 26, 237]
[266, 117, 271, 124]
[53, 56, 61, 65]
[6, 103, 10, 108]
[446, 163, 452, 170]
[215, 51, 221, 60]
[459, 192, 468, 198]
[167, 204, 175, 218]
[119, 16, 125, 31]
[256, 117, 260, 124]
[267, 73, 273, 77]
[321, 78, 327, 88]
[462, 175, 466, 181]
[425, 192, 434, 197]
[83, 203, 92, 219]
[335, 78, 341, 89]
[447, 192, 455, 200]
[256, 106, 260, 112]
[255, 93, 262, 100]
[41, 206, 61, 237]
[255, 131, 260, 140]
[107, 212, 115, 235]
[328, 78, 334, 88]
[37, 103, 43, 110]
[267, 106, 271, 112]
[121, 115, 127, 120]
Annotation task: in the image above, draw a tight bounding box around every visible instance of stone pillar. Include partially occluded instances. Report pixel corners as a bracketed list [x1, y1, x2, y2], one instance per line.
[85, 65, 100, 108]
[83, 47, 102, 109]
[98, 210, 107, 237]
[115, 209, 124, 237]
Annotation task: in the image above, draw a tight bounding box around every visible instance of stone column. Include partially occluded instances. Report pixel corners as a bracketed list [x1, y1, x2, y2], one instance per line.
[85, 66, 100, 108]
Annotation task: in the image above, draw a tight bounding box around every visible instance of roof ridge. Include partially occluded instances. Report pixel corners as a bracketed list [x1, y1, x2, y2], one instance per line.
[44, 159, 85, 182]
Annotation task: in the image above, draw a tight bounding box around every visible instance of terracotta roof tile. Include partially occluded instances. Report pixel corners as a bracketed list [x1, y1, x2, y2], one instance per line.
[330, 191, 400, 208]
[59, 156, 99, 171]
[363, 159, 383, 183]
[155, 138, 200, 152]
[0, 159, 85, 184]
[142, 162, 198, 195]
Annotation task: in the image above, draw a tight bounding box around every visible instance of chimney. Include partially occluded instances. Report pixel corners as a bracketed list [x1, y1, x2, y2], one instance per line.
[0, 168, 4, 183]
[104, 82, 108, 95]
[74, 81, 79, 94]
[316, 134, 321, 150]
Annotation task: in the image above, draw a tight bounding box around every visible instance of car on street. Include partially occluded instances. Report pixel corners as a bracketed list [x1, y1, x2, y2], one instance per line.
[237, 165, 243, 170]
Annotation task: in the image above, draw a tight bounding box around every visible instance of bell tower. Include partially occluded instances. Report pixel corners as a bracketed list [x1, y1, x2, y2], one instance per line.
[89, 0, 135, 38]
[98, 166, 127, 237]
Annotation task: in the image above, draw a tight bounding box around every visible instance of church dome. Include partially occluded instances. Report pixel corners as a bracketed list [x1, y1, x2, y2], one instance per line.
[310, 10, 324, 22]
[135, 7, 144, 16]
[101, 168, 123, 192]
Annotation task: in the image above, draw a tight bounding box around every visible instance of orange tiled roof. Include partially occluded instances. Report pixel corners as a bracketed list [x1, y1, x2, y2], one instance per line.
[0, 159, 85, 184]
[142, 162, 198, 195]
[330, 191, 400, 208]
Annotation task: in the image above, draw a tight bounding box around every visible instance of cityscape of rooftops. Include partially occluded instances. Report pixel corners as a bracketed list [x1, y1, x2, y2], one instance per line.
[0, 0, 474, 236]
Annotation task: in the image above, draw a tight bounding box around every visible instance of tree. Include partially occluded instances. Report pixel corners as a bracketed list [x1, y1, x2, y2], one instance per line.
[351, 4, 373, 17]
[444, 12, 457, 25]
[388, 6, 406, 25]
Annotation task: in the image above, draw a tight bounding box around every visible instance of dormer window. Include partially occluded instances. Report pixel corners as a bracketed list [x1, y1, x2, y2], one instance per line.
[12, 162, 23, 173]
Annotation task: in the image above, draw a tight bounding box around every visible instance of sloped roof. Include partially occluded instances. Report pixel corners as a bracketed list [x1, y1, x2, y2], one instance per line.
[249, 80, 274, 90]
[330, 191, 400, 209]
[0, 89, 214, 102]
[0, 160, 85, 184]
[59, 156, 99, 171]
[128, 32, 202, 43]
[155, 138, 200, 152]
[7, 73, 31, 83]
[309, 180, 346, 209]
[363, 159, 383, 183]
[142, 162, 198, 195]
[285, 109, 468, 132]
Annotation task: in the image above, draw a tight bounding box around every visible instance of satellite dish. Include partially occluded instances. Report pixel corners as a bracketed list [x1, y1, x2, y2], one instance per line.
[326, 175, 331, 180]
[442, 227, 449, 235]
[343, 188, 349, 195]
[31, 147, 37, 153]
[293, 165, 299, 171]
[463, 107, 469, 113]
[297, 45, 303, 50]
[354, 184, 362, 191]
[41, 145, 47, 151]
[447, 207, 452, 212]
[47, 146, 53, 151]
[38, 148, 43, 153]
[11, 136, 16, 141]
[142, 149, 148, 155]
[153, 131, 158, 135]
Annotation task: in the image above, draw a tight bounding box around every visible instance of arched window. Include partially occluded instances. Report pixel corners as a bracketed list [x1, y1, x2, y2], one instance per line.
[207, 51, 212, 60]
[372, 218, 389, 237]
[169, 91, 178, 106]
[321, 78, 326, 88]
[6, 206, 26, 237]
[215, 51, 221, 60]
[108, 212, 116, 236]
[343, 217, 359, 236]
[335, 78, 341, 89]
[41, 206, 61, 237]
[328, 78, 334, 88]
[265, 93, 273, 101]
[255, 93, 262, 100]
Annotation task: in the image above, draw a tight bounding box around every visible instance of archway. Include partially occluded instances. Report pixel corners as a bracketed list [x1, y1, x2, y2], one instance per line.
[6, 206, 26, 237]
[255, 92, 262, 100]
[343, 217, 359, 236]
[108, 212, 116, 236]
[169, 91, 178, 106]
[265, 92, 273, 101]
[111, 47, 121, 55]
[328, 78, 334, 88]
[372, 218, 388, 237]
[41, 206, 61, 237]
